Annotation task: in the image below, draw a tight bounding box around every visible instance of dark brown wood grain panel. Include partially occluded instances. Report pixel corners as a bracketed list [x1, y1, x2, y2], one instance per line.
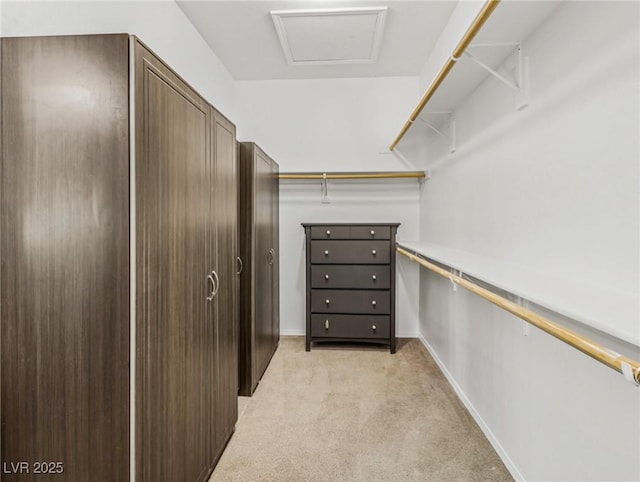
[310, 314, 390, 339]
[311, 265, 391, 289]
[311, 290, 391, 314]
[310, 226, 351, 239]
[212, 108, 238, 458]
[350, 225, 391, 240]
[237, 142, 254, 396]
[253, 147, 273, 385]
[271, 157, 280, 355]
[311, 240, 390, 264]
[390, 226, 398, 353]
[134, 40, 212, 482]
[1, 34, 130, 481]
[237, 143, 279, 396]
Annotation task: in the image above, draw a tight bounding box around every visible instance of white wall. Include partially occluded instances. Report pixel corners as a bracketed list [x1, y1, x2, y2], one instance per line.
[279, 181, 420, 337]
[237, 77, 422, 336]
[1, 1, 238, 120]
[236, 77, 419, 171]
[417, 1, 640, 480]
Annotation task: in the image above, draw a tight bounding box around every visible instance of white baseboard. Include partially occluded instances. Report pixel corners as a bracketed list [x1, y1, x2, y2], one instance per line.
[417, 333, 525, 482]
[280, 329, 305, 336]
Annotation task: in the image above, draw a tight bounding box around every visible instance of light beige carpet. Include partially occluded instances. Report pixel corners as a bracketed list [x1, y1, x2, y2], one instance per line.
[211, 337, 512, 482]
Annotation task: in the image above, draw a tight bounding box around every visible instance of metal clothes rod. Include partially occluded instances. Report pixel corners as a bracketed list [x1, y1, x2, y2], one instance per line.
[278, 171, 426, 180]
[396, 246, 640, 385]
[389, 0, 501, 151]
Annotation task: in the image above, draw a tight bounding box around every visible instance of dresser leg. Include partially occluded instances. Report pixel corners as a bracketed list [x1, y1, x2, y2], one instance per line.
[305, 338, 311, 352]
[390, 338, 396, 354]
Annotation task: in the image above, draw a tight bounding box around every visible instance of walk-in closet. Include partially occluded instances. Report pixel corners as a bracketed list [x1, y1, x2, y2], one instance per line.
[1, 1, 638, 481]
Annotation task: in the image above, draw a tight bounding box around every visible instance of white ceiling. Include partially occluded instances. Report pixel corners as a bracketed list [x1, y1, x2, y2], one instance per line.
[176, 1, 458, 80]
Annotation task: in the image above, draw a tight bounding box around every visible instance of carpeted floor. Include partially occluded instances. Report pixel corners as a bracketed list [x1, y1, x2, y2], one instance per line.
[210, 337, 512, 482]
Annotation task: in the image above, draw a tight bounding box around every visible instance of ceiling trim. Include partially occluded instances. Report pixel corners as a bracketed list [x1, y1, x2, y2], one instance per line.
[270, 6, 388, 66]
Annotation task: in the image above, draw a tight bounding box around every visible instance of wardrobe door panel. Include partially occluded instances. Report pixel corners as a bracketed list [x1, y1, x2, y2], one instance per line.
[271, 160, 280, 348]
[0, 34, 130, 481]
[238, 143, 279, 396]
[135, 41, 212, 482]
[212, 109, 238, 456]
[254, 149, 273, 382]
[238, 143, 254, 396]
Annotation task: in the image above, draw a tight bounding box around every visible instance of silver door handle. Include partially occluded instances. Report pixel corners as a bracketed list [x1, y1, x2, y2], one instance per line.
[372, 249, 377, 256]
[211, 270, 220, 297]
[326, 230, 331, 236]
[325, 319, 330, 330]
[206, 273, 215, 301]
[236, 256, 243, 275]
[372, 300, 377, 306]
[324, 250, 329, 256]
[268, 248, 275, 265]
[370, 230, 375, 236]
[372, 275, 377, 281]
[324, 274, 329, 280]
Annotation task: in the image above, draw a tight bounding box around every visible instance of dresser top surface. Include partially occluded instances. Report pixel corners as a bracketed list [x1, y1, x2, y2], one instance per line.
[301, 223, 400, 227]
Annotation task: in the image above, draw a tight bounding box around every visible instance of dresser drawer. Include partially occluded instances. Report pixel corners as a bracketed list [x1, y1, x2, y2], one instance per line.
[310, 240, 389, 264]
[310, 225, 391, 240]
[350, 226, 390, 240]
[310, 226, 350, 239]
[311, 289, 390, 314]
[311, 314, 390, 339]
[311, 265, 390, 289]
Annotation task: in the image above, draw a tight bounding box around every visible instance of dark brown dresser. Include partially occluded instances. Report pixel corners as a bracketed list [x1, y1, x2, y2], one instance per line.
[303, 223, 400, 353]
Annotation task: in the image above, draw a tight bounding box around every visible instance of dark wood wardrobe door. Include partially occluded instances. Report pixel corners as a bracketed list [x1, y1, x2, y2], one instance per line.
[135, 40, 213, 482]
[238, 143, 279, 396]
[211, 109, 238, 457]
[1, 35, 130, 480]
[271, 160, 280, 349]
[237, 143, 254, 396]
[254, 149, 274, 383]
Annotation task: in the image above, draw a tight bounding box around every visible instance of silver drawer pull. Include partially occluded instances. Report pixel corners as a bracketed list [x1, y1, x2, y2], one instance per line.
[372, 249, 377, 256]
[372, 300, 377, 306]
[325, 274, 329, 280]
[325, 319, 330, 330]
[326, 230, 331, 236]
[370, 230, 375, 236]
[324, 250, 329, 256]
[372, 324, 377, 331]
[372, 275, 377, 281]
[325, 299, 330, 304]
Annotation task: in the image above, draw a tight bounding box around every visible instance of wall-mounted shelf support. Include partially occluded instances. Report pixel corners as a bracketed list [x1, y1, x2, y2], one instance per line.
[416, 111, 457, 153]
[321, 173, 330, 204]
[457, 41, 530, 110]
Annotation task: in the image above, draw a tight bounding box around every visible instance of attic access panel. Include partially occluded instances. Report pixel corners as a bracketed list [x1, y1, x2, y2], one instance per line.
[271, 7, 388, 66]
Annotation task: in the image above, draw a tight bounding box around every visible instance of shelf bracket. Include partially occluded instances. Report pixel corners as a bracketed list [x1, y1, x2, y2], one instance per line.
[416, 112, 457, 153]
[461, 42, 530, 110]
